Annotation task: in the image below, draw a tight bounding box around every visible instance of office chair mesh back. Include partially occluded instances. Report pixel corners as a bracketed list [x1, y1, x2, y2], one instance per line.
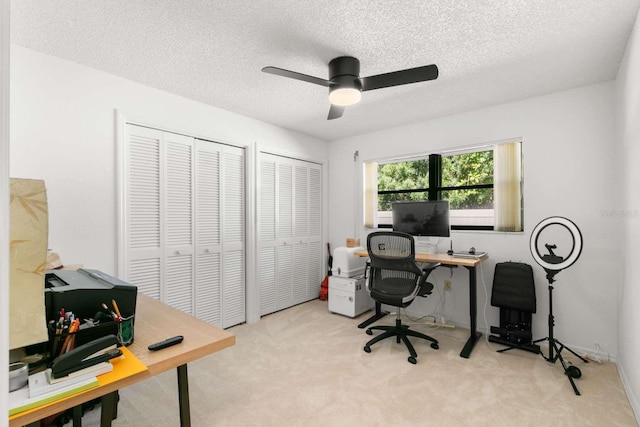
[364, 231, 440, 364]
[367, 232, 424, 307]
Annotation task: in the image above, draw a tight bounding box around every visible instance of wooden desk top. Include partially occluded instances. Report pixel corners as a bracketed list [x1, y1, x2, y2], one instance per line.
[129, 294, 236, 376]
[354, 250, 488, 267]
[9, 294, 235, 426]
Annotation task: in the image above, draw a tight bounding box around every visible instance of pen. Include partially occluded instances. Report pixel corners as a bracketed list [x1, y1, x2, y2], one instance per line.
[60, 319, 79, 355]
[102, 303, 120, 321]
[52, 326, 62, 356]
[112, 299, 122, 319]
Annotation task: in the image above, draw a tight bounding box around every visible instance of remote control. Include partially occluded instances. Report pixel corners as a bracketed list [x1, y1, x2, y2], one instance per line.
[148, 335, 184, 351]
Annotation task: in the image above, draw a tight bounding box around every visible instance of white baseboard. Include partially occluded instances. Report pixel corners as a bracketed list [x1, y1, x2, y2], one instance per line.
[617, 361, 640, 423]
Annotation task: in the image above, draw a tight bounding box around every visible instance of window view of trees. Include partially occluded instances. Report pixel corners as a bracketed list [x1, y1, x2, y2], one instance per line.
[442, 150, 493, 209]
[378, 159, 429, 211]
[377, 150, 493, 211]
[369, 141, 523, 231]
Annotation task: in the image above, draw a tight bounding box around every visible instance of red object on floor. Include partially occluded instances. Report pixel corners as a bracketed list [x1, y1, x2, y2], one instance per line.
[320, 276, 329, 301]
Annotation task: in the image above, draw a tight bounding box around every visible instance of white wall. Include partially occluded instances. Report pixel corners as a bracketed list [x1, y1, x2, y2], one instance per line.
[616, 9, 640, 420]
[10, 45, 328, 278]
[328, 81, 621, 359]
[1, 1, 10, 425]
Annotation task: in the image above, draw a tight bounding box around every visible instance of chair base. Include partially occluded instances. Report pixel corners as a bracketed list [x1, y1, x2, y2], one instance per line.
[363, 318, 439, 364]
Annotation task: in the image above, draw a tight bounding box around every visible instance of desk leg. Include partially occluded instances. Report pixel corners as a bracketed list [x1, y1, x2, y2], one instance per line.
[177, 364, 191, 427]
[460, 266, 482, 358]
[100, 392, 117, 427]
[73, 404, 82, 427]
[357, 302, 388, 329]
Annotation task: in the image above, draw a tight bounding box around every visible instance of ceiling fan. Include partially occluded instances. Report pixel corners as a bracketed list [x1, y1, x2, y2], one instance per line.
[262, 56, 438, 120]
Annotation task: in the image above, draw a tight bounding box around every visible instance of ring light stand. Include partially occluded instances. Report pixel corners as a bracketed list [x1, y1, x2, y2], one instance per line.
[530, 216, 588, 396]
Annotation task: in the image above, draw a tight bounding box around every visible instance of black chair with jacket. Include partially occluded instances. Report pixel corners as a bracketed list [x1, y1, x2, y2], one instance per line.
[363, 231, 441, 364]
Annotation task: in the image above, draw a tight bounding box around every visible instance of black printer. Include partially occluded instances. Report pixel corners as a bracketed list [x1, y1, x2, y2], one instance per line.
[45, 269, 137, 323]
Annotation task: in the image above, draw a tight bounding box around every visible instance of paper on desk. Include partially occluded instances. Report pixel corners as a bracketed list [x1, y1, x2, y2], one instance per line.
[9, 377, 98, 416]
[28, 363, 113, 397]
[8, 347, 148, 419]
[95, 346, 148, 386]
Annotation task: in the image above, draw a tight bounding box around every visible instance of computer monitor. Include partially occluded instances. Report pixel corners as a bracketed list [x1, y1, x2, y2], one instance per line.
[392, 200, 451, 238]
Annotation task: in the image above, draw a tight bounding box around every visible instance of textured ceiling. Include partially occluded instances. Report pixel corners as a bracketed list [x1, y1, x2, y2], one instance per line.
[10, 1, 640, 141]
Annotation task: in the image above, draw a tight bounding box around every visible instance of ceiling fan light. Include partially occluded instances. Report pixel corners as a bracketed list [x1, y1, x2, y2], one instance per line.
[329, 87, 362, 106]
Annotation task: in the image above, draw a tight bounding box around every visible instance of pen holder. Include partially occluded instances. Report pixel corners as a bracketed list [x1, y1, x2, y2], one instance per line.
[117, 314, 135, 346]
[48, 315, 135, 361]
[49, 321, 116, 358]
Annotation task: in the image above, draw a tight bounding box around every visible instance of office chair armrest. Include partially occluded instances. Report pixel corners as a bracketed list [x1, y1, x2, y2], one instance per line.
[417, 262, 440, 296]
[420, 262, 441, 280]
[421, 262, 441, 272]
[417, 280, 434, 296]
[417, 271, 433, 296]
[364, 261, 371, 292]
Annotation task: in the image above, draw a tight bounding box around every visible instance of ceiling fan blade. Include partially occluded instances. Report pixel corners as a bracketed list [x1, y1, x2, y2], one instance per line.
[327, 104, 345, 120]
[361, 64, 438, 92]
[262, 66, 331, 87]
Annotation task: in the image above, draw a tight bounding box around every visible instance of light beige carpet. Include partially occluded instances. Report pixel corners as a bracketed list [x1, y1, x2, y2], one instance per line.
[70, 299, 637, 426]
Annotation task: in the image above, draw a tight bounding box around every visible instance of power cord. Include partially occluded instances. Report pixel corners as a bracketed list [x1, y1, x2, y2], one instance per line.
[402, 276, 447, 329]
[402, 308, 431, 323]
[479, 262, 494, 347]
[401, 266, 462, 330]
[412, 265, 448, 325]
[582, 343, 603, 364]
[431, 274, 454, 327]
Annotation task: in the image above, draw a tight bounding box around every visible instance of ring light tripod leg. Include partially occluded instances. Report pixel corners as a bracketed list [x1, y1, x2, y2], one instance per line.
[553, 341, 582, 396]
[533, 283, 588, 396]
[532, 337, 583, 395]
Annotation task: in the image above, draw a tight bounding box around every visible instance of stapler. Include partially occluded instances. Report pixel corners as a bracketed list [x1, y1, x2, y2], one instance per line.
[51, 335, 122, 379]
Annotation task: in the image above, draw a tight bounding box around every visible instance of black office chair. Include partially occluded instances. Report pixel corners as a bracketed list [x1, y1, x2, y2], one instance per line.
[363, 231, 441, 364]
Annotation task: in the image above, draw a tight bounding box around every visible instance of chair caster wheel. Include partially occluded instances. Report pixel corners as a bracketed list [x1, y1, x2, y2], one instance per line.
[408, 357, 417, 364]
[366, 329, 373, 335]
[566, 366, 581, 378]
[431, 342, 439, 350]
[364, 346, 371, 353]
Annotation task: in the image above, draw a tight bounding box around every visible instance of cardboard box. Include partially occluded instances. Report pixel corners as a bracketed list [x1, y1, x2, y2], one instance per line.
[10, 178, 49, 349]
[346, 238, 360, 248]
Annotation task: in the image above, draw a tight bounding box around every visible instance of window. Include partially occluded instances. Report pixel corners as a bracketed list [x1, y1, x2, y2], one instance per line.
[364, 140, 522, 232]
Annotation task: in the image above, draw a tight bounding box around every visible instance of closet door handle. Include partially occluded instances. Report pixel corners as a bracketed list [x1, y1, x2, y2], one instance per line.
[174, 250, 181, 256]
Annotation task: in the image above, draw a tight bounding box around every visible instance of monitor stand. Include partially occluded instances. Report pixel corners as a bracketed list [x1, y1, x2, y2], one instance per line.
[415, 236, 438, 253]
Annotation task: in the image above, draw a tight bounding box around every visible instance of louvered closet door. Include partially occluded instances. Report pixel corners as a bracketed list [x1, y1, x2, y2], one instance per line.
[258, 153, 323, 316]
[276, 159, 294, 310]
[125, 125, 246, 329]
[293, 163, 309, 305]
[194, 142, 245, 328]
[307, 164, 323, 300]
[221, 146, 245, 327]
[126, 125, 163, 299]
[163, 133, 195, 314]
[194, 140, 222, 326]
[258, 156, 277, 315]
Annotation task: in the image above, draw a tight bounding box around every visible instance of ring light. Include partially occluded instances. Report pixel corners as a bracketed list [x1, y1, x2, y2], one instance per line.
[529, 216, 583, 272]
[528, 216, 587, 395]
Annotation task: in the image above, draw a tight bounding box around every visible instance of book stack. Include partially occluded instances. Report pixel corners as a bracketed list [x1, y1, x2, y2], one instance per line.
[8, 362, 112, 416]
